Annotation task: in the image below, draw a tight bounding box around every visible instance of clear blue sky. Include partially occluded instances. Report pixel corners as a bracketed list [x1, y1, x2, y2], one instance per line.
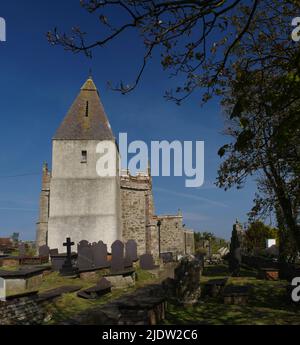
[0, 0, 260, 241]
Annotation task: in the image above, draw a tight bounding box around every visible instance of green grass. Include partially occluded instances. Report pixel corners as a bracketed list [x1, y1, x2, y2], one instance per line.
[27, 267, 155, 324]
[1, 263, 157, 323]
[43, 268, 156, 324]
[0, 265, 20, 271]
[165, 264, 300, 325]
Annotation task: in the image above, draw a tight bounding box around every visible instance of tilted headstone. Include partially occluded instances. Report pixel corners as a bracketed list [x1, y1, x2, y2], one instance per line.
[111, 240, 124, 273]
[96, 277, 112, 290]
[18, 243, 26, 257]
[92, 241, 109, 268]
[39, 245, 50, 258]
[78, 241, 93, 270]
[140, 253, 156, 270]
[77, 277, 112, 300]
[125, 240, 138, 262]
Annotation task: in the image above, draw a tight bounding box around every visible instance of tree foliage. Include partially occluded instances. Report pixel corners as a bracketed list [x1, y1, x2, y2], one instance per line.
[47, 0, 260, 102]
[47, 0, 300, 256]
[244, 221, 279, 254]
[216, 1, 300, 252]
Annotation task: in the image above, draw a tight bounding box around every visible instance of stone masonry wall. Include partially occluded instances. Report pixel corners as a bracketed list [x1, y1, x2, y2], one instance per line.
[184, 229, 195, 255]
[36, 163, 51, 248]
[0, 296, 46, 325]
[156, 214, 185, 257]
[121, 172, 154, 255]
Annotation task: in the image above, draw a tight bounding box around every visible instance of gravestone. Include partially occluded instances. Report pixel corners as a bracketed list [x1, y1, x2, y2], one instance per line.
[161, 252, 173, 264]
[204, 278, 228, 297]
[223, 285, 250, 305]
[39, 245, 50, 258]
[18, 243, 26, 258]
[111, 240, 124, 273]
[50, 248, 59, 256]
[125, 240, 138, 262]
[60, 237, 79, 276]
[174, 258, 202, 305]
[140, 254, 156, 270]
[77, 240, 89, 249]
[77, 277, 112, 300]
[92, 241, 109, 268]
[124, 254, 133, 268]
[78, 241, 93, 271]
[51, 253, 77, 271]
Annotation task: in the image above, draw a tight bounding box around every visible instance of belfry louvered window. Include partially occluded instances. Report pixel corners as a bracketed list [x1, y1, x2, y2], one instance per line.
[85, 101, 89, 117]
[81, 150, 87, 163]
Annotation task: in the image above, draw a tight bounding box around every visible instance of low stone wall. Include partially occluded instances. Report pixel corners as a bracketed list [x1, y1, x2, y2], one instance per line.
[0, 293, 46, 325]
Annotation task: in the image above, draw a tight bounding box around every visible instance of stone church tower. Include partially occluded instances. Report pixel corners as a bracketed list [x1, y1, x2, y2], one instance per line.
[36, 77, 195, 257]
[36, 77, 122, 252]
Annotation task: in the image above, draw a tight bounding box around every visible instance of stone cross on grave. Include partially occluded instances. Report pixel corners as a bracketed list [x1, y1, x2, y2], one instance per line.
[60, 237, 78, 277]
[64, 237, 74, 260]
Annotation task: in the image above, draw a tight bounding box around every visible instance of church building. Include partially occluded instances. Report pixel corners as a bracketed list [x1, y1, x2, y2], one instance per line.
[36, 77, 194, 258]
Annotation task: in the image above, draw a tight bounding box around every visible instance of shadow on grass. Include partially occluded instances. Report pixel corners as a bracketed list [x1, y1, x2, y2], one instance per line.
[165, 299, 300, 325]
[164, 263, 300, 325]
[203, 264, 257, 278]
[203, 264, 229, 277]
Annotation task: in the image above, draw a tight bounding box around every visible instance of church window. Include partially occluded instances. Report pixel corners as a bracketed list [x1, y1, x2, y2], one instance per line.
[85, 101, 89, 117]
[81, 150, 87, 163]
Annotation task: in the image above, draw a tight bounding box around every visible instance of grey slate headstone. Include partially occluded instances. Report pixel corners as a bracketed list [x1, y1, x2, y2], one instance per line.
[140, 254, 156, 270]
[92, 241, 109, 268]
[124, 254, 133, 268]
[39, 245, 50, 258]
[125, 240, 138, 262]
[111, 240, 124, 273]
[77, 240, 90, 249]
[78, 241, 93, 270]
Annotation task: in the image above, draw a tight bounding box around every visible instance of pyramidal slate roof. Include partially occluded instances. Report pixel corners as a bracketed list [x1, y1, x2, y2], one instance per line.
[53, 77, 114, 140]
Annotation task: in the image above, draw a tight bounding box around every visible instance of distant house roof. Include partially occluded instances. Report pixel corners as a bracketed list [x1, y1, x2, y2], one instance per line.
[53, 77, 114, 141]
[0, 238, 13, 250]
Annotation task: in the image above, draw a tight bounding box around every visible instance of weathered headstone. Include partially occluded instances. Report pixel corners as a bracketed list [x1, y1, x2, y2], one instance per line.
[140, 254, 156, 270]
[111, 240, 124, 273]
[125, 240, 138, 262]
[39, 245, 50, 258]
[78, 241, 93, 270]
[174, 258, 202, 305]
[92, 241, 109, 268]
[18, 243, 26, 257]
[77, 277, 112, 300]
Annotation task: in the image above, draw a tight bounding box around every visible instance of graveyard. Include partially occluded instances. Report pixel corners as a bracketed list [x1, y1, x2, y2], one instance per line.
[0, 0, 300, 334]
[1, 233, 300, 325]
